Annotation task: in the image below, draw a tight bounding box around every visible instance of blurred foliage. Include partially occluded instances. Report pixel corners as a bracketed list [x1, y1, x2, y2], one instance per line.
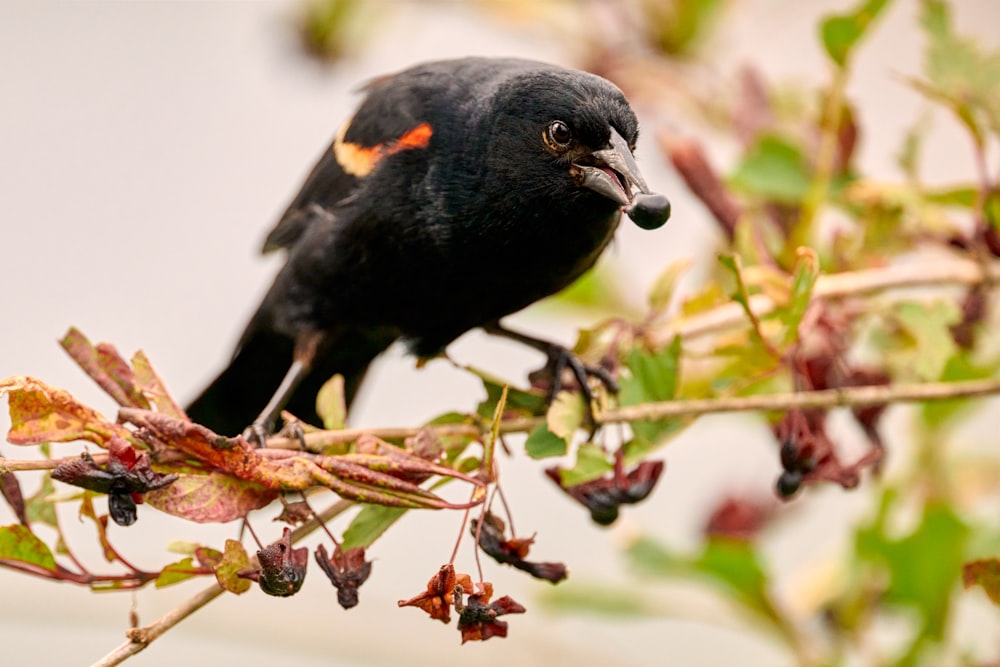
[528, 0, 1000, 665]
[3, 0, 1000, 662]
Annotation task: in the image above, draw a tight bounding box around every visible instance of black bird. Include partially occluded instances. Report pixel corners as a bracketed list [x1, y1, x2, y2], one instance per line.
[186, 57, 671, 437]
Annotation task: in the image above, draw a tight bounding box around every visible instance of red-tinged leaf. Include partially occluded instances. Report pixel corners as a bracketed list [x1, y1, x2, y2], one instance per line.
[130, 350, 186, 419]
[963, 558, 1000, 605]
[155, 557, 202, 588]
[1, 376, 132, 446]
[1, 466, 27, 525]
[0, 524, 57, 572]
[704, 495, 778, 541]
[144, 471, 278, 523]
[214, 539, 252, 594]
[59, 328, 149, 409]
[79, 492, 116, 562]
[194, 546, 223, 569]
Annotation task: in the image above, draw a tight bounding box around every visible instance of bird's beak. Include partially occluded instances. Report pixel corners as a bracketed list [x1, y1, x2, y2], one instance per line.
[574, 127, 649, 207]
[573, 127, 671, 230]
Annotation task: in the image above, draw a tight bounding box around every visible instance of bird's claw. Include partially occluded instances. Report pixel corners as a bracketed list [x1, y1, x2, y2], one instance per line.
[543, 344, 618, 429]
[243, 422, 270, 449]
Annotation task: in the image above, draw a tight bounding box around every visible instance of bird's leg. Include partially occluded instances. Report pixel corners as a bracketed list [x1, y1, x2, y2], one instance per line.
[485, 322, 618, 423]
[245, 360, 309, 447]
[245, 331, 322, 447]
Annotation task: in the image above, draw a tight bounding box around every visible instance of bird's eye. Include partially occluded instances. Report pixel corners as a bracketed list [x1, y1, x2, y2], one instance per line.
[544, 120, 573, 150]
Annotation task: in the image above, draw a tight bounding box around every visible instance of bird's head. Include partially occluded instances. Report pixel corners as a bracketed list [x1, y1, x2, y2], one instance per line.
[484, 66, 670, 231]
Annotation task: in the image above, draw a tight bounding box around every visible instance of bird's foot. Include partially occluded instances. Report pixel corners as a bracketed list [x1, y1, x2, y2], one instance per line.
[537, 342, 618, 429]
[243, 422, 270, 449]
[278, 419, 308, 450]
[485, 322, 619, 428]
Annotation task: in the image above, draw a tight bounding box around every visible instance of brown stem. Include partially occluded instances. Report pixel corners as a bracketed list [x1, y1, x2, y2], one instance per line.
[90, 498, 353, 667]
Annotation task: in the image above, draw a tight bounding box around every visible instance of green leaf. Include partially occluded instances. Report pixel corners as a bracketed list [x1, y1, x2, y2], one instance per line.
[856, 501, 969, 640]
[820, 0, 890, 67]
[924, 185, 977, 208]
[24, 475, 58, 528]
[626, 534, 684, 576]
[621, 341, 680, 404]
[524, 422, 568, 459]
[471, 367, 546, 420]
[546, 391, 585, 441]
[549, 264, 626, 312]
[559, 442, 614, 486]
[646, 0, 726, 56]
[155, 557, 200, 588]
[538, 581, 660, 617]
[619, 337, 683, 448]
[695, 539, 779, 623]
[627, 534, 781, 627]
[729, 134, 812, 203]
[776, 248, 819, 345]
[341, 504, 407, 549]
[214, 539, 252, 594]
[647, 258, 693, 314]
[0, 524, 57, 571]
[916, 0, 1000, 139]
[315, 374, 347, 431]
[921, 351, 998, 427]
[892, 300, 961, 380]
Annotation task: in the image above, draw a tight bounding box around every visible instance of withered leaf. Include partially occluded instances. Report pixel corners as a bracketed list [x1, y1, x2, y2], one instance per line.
[315, 543, 372, 609]
[471, 512, 567, 583]
[397, 563, 473, 624]
[1, 375, 132, 446]
[546, 460, 665, 526]
[1, 464, 27, 525]
[455, 582, 526, 643]
[214, 539, 252, 594]
[52, 438, 177, 526]
[275, 500, 313, 526]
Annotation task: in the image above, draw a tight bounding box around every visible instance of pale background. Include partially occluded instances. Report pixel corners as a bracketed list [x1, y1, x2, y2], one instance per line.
[1, 1, 998, 665]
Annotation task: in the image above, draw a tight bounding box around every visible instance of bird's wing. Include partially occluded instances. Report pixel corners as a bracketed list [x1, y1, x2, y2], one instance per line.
[261, 70, 437, 254]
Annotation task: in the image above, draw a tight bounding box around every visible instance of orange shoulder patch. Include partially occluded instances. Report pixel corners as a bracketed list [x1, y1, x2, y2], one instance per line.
[333, 122, 433, 178]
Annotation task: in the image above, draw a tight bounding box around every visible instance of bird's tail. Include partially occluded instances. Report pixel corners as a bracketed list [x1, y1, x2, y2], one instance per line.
[186, 326, 396, 436]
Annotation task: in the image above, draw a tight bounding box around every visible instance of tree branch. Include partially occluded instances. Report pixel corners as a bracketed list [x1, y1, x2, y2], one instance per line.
[653, 254, 1000, 347]
[266, 377, 1000, 452]
[90, 498, 353, 667]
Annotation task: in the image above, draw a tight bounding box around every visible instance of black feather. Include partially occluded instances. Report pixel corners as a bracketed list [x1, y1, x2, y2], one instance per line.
[187, 57, 658, 434]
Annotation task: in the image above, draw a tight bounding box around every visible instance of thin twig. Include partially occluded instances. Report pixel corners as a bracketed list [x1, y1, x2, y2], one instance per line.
[90, 498, 353, 667]
[652, 254, 1000, 348]
[12, 377, 1000, 477]
[0, 452, 109, 473]
[264, 377, 1000, 454]
[603, 377, 1000, 422]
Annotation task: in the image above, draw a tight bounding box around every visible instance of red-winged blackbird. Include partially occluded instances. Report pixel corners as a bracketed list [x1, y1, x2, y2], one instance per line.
[186, 57, 671, 437]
